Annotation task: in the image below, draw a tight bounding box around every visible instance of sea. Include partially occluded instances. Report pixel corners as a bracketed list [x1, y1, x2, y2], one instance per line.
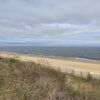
[0, 46, 100, 60]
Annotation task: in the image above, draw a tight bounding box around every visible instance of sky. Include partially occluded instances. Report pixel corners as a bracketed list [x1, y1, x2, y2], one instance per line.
[0, 0, 100, 46]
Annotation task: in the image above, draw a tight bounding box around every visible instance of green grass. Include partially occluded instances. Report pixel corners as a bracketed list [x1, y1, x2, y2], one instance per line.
[0, 58, 100, 100]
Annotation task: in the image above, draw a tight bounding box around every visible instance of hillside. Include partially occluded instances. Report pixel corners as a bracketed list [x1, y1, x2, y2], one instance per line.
[0, 58, 100, 100]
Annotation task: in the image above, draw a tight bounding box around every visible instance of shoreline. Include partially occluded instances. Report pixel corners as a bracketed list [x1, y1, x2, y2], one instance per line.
[0, 51, 100, 75]
[1, 50, 100, 64]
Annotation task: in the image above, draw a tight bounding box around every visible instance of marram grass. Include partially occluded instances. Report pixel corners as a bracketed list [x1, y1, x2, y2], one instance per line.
[0, 58, 100, 100]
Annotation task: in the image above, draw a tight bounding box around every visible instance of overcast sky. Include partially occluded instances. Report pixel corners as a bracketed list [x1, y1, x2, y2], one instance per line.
[0, 0, 100, 46]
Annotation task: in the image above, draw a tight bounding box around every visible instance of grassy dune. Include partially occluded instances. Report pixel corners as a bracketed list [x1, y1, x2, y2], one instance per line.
[0, 58, 100, 100]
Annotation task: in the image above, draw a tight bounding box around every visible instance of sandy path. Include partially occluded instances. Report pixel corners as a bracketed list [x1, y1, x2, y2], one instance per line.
[0, 51, 100, 74]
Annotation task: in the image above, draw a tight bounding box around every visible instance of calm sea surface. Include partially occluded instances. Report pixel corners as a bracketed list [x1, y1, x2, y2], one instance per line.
[0, 46, 100, 60]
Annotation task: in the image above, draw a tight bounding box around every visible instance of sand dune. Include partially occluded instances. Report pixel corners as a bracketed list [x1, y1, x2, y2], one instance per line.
[0, 51, 100, 74]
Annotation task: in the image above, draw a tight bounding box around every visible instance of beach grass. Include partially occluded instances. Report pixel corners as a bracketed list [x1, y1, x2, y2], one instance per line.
[0, 58, 100, 100]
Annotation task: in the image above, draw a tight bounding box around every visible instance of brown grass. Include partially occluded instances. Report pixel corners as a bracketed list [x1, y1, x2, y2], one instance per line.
[0, 58, 100, 100]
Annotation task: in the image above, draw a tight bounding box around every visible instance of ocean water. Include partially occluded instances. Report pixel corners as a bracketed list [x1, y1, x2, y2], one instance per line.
[0, 46, 100, 60]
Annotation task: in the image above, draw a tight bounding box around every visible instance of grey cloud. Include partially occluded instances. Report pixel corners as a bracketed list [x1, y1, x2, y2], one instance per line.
[0, 0, 100, 23]
[0, 0, 100, 45]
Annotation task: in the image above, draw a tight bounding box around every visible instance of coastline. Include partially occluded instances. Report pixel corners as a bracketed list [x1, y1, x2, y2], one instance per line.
[0, 51, 100, 75]
[1, 50, 100, 64]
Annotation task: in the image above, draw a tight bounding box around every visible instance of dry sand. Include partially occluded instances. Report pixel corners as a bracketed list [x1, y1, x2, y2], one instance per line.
[0, 51, 100, 74]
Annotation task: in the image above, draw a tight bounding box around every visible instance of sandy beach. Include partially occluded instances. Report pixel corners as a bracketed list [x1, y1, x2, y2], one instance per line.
[0, 51, 100, 74]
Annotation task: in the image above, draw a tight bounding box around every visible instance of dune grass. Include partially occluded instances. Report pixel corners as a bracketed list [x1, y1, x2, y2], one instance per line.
[0, 58, 100, 100]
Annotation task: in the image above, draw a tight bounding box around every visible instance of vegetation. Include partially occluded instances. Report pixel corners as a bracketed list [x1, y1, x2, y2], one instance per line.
[0, 58, 100, 100]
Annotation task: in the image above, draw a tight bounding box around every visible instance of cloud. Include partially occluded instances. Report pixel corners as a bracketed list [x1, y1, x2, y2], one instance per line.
[0, 0, 100, 45]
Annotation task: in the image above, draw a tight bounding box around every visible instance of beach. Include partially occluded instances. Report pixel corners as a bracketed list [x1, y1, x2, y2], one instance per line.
[0, 51, 100, 75]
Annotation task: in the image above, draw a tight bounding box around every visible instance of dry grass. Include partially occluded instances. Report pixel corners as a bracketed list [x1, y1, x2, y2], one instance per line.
[0, 58, 100, 100]
[65, 75, 100, 100]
